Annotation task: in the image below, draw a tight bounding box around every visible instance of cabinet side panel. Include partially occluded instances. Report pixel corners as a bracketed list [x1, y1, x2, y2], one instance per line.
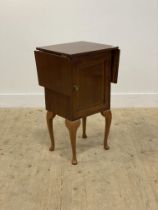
[45, 88, 72, 120]
[34, 51, 72, 96]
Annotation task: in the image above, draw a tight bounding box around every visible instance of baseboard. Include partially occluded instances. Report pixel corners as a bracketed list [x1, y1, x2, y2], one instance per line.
[111, 93, 158, 107]
[0, 93, 157, 108]
[0, 93, 45, 107]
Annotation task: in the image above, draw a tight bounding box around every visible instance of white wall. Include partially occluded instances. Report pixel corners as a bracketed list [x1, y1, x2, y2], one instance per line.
[0, 0, 158, 107]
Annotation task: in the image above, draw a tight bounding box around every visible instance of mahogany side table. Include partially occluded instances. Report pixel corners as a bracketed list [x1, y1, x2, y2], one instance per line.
[34, 41, 120, 165]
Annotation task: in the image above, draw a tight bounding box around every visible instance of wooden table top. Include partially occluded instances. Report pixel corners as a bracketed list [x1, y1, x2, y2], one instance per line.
[36, 41, 118, 56]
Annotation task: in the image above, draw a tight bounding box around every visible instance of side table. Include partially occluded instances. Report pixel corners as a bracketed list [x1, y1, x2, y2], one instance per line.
[34, 41, 120, 165]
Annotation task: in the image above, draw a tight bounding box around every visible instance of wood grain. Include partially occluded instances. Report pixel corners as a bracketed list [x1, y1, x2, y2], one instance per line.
[65, 119, 81, 165]
[82, 117, 87, 138]
[46, 111, 56, 151]
[101, 110, 112, 150]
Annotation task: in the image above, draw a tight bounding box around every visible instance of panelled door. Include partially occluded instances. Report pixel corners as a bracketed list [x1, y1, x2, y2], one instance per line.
[73, 52, 111, 118]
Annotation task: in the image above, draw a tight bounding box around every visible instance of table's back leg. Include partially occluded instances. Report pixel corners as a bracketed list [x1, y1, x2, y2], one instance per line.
[82, 117, 87, 138]
[46, 111, 56, 151]
[65, 119, 81, 165]
[101, 110, 112, 150]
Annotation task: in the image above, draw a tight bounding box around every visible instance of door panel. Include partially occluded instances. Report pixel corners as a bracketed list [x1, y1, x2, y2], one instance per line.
[72, 52, 111, 119]
[77, 62, 104, 109]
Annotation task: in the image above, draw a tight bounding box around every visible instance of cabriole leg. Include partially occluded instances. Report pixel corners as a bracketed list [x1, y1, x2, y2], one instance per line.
[101, 110, 112, 150]
[65, 119, 81, 165]
[82, 117, 87, 138]
[46, 111, 56, 151]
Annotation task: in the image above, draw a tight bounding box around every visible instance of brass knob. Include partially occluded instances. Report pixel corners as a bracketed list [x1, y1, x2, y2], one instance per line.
[73, 85, 79, 91]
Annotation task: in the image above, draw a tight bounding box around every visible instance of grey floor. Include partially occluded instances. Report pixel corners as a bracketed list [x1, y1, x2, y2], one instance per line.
[0, 108, 158, 210]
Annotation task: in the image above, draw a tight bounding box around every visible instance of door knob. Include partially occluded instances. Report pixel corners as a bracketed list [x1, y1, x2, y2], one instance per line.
[73, 85, 79, 91]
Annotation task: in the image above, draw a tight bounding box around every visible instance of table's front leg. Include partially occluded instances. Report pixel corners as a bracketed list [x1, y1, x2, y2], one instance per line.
[65, 119, 81, 165]
[46, 111, 56, 151]
[101, 110, 112, 150]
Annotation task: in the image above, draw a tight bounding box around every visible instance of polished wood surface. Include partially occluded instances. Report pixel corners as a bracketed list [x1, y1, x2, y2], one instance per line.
[74, 61, 104, 110]
[101, 110, 112, 150]
[111, 48, 120, 83]
[35, 50, 118, 121]
[37, 41, 118, 56]
[82, 117, 87, 138]
[34, 51, 71, 96]
[65, 119, 81, 165]
[46, 111, 56, 151]
[72, 51, 112, 119]
[45, 88, 71, 120]
[34, 41, 120, 164]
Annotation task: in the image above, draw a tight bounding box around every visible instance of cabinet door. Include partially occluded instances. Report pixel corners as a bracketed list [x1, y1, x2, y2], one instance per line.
[73, 54, 111, 118]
